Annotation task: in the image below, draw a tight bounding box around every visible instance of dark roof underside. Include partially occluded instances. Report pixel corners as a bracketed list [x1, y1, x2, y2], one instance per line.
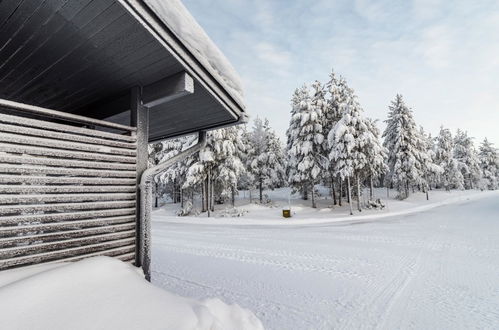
[0, 0, 242, 141]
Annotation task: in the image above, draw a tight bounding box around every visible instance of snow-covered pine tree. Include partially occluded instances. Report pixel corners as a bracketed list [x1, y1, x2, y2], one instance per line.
[247, 118, 285, 203]
[418, 127, 442, 199]
[182, 127, 245, 214]
[286, 86, 308, 199]
[263, 121, 286, 189]
[328, 91, 368, 215]
[363, 118, 387, 200]
[435, 126, 464, 191]
[237, 125, 255, 192]
[382, 94, 424, 199]
[287, 82, 325, 208]
[478, 138, 498, 190]
[153, 136, 195, 206]
[216, 126, 246, 206]
[324, 71, 350, 205]
[454, 129, 482, 189]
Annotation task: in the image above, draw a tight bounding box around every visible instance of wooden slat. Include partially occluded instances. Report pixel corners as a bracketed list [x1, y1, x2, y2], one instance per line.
[0, 112, 135, 143]
[0, 208, 136, 225]
[0, 154, 136, 170]
[0, 193, 136, 204]
[0, 164, 136, 178]
[39, 247, 136, 267]
[0, 224, 136, 248]
[0, 131, 136, 156]
[0, 142, 136, 163]
[0, 185, 136, 194]
[0, 240, 135, 270]
[0, 231, 135, 257]
[0, 200, 135, 215]
[0, 98, 136, 132]
[0, 115, 136, 149]
[0, 216, 135, 237]
[0, 174, 135, 185]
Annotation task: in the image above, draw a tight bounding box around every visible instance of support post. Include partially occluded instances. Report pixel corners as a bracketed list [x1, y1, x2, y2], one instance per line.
[130, 86, 149, 269]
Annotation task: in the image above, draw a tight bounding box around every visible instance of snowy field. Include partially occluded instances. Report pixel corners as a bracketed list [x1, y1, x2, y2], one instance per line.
[152, 190, 499, 329]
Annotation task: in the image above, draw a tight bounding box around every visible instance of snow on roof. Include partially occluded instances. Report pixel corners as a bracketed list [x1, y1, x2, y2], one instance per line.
[0, 257, 263, 330]
[144, 0, 245, 109]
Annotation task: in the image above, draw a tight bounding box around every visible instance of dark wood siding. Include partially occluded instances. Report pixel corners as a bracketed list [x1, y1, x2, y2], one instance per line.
[0, 106, 137, 270]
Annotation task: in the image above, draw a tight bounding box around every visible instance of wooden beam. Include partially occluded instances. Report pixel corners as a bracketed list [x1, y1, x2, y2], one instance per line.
[130, 86, 148, 268]
[80, 71, 194, 120]
[143, 71, 194, 107]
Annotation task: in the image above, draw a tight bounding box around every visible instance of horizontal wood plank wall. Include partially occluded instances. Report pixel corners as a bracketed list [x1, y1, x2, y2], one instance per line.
[0, 110, 137, 270]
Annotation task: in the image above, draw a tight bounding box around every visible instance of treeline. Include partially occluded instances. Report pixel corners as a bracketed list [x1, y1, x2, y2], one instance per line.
[150, 69, 498, 215]
[149, 117, 286, 214]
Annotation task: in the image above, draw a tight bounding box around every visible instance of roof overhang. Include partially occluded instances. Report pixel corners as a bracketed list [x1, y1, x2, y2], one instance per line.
[0, 0, 246, 141]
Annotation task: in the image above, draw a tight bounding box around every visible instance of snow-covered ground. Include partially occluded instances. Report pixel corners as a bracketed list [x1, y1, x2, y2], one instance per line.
[156, 187, 496, 225]
[0, 257, 263, 330]
[152, 190, 499, 329]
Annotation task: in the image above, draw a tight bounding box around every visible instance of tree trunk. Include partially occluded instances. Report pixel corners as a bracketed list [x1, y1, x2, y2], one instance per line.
[211, 176, 215, 212]
[259, 178, 263, 203]
[370, 176, 374, 200]
[347, 176, 353, 215]
[201, 178, 207, 212]
[231, 186, 235, 207]
[302, 185, 308, 200]
[338, 178, 342, 207]
[357, 174, 362, 212]
[346, 181, 351, 203]
[249, 189, 252, 203]
[331, 177, 337, 206]
[387, 186, 389, 198]
[311, 184, 316, 208]
[180, 188, 184, 208]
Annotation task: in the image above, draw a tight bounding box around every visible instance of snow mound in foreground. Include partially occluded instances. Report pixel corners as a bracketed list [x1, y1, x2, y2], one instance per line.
[0, 257, 263, 330]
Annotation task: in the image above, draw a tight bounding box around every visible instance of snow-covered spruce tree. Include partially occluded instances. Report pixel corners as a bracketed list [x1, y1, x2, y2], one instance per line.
[454, 129, 482, 189]
[382, 94, 424, 199]
[216, 126, 246, 206]
[287, 82, 325, 208]
[183, 127, 245, 213]
[286, 87, 307, 199]
[418, 127, 442, 199]
[324, 70, 350, 205]
[328, 92, 369, 215]
[237, 125, 256, 200]
[263, 121, 287, 189]
[363, 118, 388, 200]
[152, 136, 195, 206]
[247, 118, 286, 203]
[478, 138, 498, 190]
[435, 126, 464, 191]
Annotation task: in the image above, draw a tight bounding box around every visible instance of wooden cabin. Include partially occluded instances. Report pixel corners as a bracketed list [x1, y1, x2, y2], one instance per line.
[0, 0, 246, 277]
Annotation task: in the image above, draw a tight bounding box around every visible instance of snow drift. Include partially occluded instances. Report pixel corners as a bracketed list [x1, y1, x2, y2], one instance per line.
[0, 257, 263, 330]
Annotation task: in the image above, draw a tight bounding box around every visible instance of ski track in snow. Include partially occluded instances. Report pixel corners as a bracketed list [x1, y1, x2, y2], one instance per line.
[152, 194, 499, 330]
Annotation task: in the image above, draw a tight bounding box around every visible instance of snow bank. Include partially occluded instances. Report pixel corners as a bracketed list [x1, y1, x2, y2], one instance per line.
[144, 0, 245, 108]
[0, 257, 263, 330]
[155, 188, 499, 226]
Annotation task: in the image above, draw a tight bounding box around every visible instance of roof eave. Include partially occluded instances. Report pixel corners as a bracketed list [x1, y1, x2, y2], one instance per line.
[118, 0, 245, 127]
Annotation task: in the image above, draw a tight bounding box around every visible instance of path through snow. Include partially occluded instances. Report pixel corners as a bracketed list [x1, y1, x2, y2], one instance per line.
[152, 193, 499, 329]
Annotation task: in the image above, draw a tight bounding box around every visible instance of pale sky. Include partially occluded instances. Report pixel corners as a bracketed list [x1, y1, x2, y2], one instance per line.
[182, 0, 499, 146]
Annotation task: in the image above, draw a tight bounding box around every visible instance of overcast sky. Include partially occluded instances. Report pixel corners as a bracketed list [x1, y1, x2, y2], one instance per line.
[182, 0, 499, 145]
